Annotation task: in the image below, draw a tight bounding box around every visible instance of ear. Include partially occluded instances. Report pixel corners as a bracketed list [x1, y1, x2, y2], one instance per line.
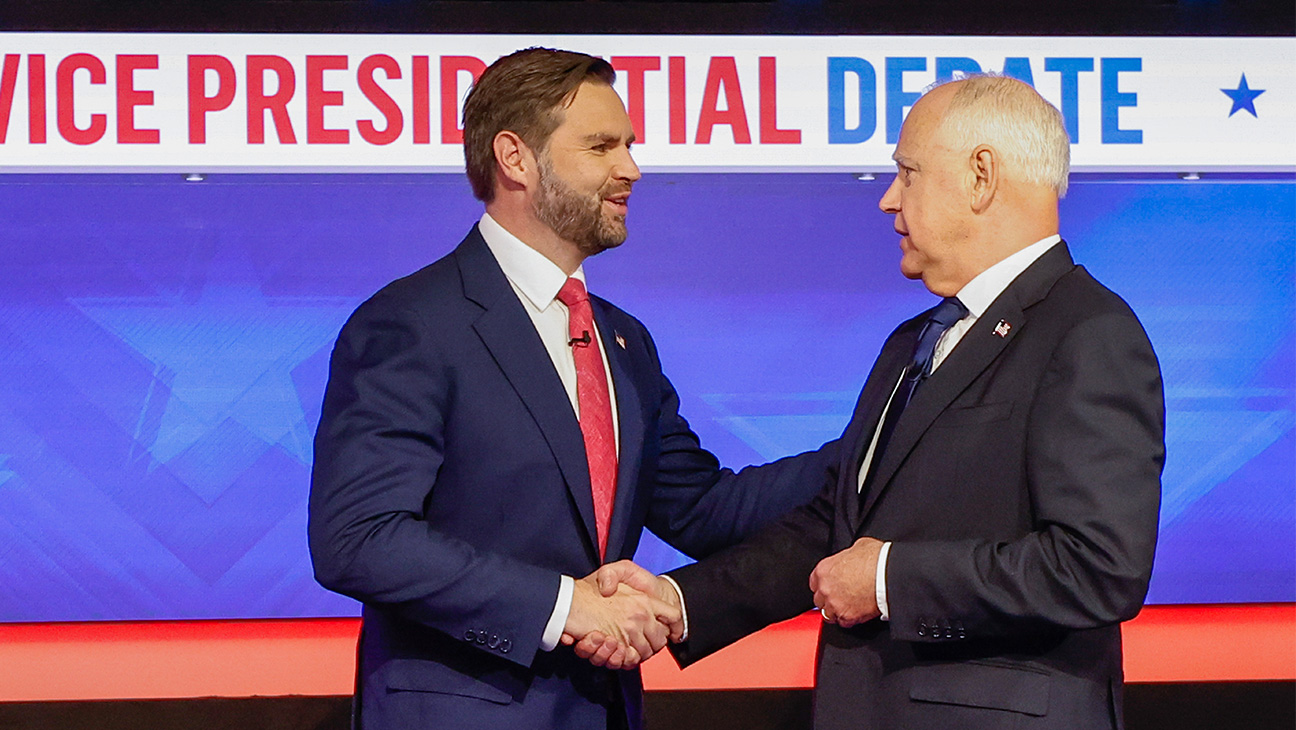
[968, 144, 997, 213]
[492, 130, 535, 192]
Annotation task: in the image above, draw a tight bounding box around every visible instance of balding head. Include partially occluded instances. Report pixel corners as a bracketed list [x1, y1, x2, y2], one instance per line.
[935, 75, 1071, 197]
[878, 74, 1067, 296]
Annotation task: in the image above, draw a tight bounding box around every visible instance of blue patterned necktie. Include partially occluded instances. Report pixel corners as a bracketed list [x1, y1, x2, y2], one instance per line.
[863, 296, 969, 489]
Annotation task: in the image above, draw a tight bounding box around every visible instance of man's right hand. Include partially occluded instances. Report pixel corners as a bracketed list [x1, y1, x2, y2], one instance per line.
[565, 561, 684, 665]
[560, 569, 680, 670]
[594, 561, 683, 638]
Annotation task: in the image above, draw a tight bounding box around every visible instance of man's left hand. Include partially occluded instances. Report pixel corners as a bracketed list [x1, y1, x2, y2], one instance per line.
[810, 537, 884, 628]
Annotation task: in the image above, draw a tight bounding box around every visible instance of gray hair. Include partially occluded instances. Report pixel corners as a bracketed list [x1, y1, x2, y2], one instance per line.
[932, 74, 1071, 198]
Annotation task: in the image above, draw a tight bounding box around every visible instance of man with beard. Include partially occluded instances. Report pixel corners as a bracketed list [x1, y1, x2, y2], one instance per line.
[309, 48, 837, 730]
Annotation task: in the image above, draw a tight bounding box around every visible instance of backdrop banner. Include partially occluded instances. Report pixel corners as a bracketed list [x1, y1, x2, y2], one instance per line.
[0, 33, 1291, 172]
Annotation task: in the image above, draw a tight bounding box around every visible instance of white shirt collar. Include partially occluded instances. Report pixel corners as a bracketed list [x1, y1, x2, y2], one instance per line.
[478, 213, 586, 311]
[955, 235, 1062, 318]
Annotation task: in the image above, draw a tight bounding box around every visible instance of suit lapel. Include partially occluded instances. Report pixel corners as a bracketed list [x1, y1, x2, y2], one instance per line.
[839, 331, 914, 534]
[456, 228, 600, 557]
[591, 299, 645, 561]
[858, 242, 1077, 523]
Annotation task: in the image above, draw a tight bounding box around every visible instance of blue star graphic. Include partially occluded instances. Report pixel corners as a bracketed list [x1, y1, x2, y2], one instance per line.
[1221, 74, 1265, 118]
[73, 254, 355, 501]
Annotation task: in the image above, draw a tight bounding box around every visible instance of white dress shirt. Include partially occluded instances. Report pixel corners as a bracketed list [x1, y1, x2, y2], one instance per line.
[870, 234, 1062, 620]
[478, 213, 621, 651]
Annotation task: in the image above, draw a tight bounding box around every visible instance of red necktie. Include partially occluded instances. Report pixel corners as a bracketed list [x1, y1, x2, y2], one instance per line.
[556, 278, 618, 559]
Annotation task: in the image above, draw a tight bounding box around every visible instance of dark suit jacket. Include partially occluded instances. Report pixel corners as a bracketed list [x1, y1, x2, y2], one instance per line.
[308, 227, 837, 730]
[670, 243, 1165, 730]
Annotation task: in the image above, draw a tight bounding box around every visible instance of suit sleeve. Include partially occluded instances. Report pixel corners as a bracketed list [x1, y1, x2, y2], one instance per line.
[308, 296, 559, 667]
[885, 311, 1165, 640]
[635, 327, 841, 559]
[665, 488, 835, 666]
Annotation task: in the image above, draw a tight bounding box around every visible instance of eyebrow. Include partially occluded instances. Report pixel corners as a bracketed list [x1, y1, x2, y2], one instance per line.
[582, 132, 635, 146]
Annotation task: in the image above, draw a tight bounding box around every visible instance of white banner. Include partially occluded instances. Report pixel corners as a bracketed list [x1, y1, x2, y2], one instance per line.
[0, 33, 1291, 172]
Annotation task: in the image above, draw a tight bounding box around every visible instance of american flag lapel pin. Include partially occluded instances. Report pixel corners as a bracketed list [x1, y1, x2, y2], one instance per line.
[993, 320, 1012, 338]
[615, 332, 626, 349]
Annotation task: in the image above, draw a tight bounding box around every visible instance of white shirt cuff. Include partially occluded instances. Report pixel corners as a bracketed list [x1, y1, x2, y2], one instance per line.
[540, 575, 575, 652]
[660, 574, 689, 642]
[875, 541, 892, 622]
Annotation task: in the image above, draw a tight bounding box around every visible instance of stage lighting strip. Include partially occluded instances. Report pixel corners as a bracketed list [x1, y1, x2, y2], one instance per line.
[0, 604, 1291, 702]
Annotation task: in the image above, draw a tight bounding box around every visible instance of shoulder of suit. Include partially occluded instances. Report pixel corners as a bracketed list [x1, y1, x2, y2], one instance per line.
[1041, 265, 1144, 325]
[1014, 265, 1158, 361]
[345, 249, 465, 328]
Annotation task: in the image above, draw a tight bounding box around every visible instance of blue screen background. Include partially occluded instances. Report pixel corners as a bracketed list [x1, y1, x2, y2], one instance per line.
[0, 172, 1291, 621]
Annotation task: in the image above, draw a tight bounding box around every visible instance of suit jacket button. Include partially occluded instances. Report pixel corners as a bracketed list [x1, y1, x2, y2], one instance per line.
[464, 629, 476, 642]
[917, 621, 928, 638]
[500, 639, 512, 653]
[488, 634, 500, 649]
[476, 630, 488, 644]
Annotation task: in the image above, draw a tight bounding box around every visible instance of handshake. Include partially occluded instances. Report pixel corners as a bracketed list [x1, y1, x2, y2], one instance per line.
[559, 560, 680, 670]
[556, 537, 886, 671]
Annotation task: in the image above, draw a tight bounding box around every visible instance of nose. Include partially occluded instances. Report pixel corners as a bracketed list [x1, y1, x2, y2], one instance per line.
[615, 145, 642, 185]
[879, 174, 901, 214]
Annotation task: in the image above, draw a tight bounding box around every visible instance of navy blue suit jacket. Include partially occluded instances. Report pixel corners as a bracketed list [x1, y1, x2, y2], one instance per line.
[309, 227, 837, 729]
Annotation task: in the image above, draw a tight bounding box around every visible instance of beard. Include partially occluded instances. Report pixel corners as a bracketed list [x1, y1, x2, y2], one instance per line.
[532, 154, 630, 258]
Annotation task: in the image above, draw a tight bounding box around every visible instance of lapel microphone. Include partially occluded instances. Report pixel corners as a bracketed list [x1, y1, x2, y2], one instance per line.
[568, 330, 592, 347]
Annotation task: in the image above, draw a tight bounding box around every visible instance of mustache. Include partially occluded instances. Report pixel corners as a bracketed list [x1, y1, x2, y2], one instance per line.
[600, 182, 633, 198]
